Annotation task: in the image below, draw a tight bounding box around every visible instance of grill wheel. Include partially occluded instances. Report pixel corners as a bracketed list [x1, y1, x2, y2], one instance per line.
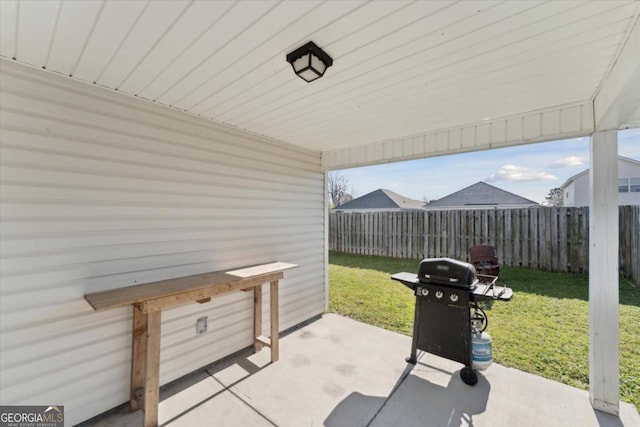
[460, 366, 478, 385]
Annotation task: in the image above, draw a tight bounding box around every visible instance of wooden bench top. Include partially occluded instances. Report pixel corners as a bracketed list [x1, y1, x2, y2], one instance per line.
[85, 262, 297, 312]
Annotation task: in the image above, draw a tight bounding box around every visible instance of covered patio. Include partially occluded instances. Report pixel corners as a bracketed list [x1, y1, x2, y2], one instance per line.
[84, 314, 640, 427]
[0, 1, 639, 425]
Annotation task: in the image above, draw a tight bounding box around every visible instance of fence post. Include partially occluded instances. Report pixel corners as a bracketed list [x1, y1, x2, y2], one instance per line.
[550, 207, 558, 271]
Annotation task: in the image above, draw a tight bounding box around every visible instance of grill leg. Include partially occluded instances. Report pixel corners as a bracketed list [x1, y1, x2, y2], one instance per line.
[406, 299, 420, 364]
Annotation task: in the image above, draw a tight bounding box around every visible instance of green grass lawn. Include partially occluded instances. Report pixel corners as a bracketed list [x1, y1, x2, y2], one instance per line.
[328, 251, 640, 411]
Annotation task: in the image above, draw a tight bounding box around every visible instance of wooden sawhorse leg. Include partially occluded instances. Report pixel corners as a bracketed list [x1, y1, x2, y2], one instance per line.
[253, 285, 263, 353]
[131, 305, 162, 427]
[270, 280, 279, 362]
[252, 281, 279, 362]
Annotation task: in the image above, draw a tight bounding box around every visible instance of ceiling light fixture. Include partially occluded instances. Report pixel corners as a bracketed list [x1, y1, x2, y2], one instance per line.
[286, 41, 333, 83]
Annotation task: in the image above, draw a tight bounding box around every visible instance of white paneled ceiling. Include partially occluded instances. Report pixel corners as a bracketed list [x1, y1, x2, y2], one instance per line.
[1, 0, 638, 154]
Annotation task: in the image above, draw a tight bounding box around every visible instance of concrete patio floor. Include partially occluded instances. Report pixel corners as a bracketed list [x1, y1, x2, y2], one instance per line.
[84, 313, 640, 427]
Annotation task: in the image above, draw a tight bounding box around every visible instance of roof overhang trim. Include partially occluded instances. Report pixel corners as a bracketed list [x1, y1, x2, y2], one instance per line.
[322, 102, 593, 170]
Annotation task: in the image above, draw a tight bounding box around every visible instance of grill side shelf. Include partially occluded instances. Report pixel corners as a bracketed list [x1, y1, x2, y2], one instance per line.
[392, 272, 513, 301]
[472, 284, 513, 301]
[390, 272, 420, 290]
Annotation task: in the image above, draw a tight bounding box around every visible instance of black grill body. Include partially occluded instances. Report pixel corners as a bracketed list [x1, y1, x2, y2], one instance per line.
[391, 257, 512, 386]
[412, 283, 472, 366]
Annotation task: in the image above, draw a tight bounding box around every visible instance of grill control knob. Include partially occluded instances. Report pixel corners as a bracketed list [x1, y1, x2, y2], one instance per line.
[420, 288, 429, 296]
[450, 293, 459, 302]
[435, 290, 444, 299]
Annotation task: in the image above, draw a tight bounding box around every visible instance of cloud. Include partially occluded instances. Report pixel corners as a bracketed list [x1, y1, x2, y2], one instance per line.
[548, 156, 585, 168]
[486, 164, 557, 182]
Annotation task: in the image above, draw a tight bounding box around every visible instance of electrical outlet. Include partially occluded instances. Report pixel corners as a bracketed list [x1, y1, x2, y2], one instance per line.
[196, 316, 208, 335]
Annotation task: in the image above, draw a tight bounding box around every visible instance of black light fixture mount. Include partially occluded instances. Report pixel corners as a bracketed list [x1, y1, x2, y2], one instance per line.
[286, 41, 333, 83]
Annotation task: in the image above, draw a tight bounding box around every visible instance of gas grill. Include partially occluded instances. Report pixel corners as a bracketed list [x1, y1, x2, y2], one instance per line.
[392, 257, 512, 385]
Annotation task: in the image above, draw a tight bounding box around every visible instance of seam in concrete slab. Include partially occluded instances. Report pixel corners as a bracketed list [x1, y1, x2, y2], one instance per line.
[158, 385, 229, 427]
[365, 355, 421, 427]
[211, 375, 279, 427]
[157, 370, 279, 427]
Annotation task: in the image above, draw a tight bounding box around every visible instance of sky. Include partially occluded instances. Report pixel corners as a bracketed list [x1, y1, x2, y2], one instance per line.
[335, 129, 640, 205]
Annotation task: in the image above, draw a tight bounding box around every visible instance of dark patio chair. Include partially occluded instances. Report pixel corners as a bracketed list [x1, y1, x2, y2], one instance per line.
[468, 244, 500, 280]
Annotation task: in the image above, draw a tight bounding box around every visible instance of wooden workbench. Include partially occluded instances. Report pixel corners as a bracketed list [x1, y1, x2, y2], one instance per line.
[85, 262, 297, 427]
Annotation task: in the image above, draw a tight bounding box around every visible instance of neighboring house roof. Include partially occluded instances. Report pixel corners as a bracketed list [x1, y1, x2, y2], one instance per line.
[334, 189, 424, 211]
[424, 181, 538, 209]
[560, 156, 640, 189]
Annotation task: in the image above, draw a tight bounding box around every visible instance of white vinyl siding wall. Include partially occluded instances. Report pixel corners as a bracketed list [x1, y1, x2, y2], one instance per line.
[0, 60, 325, 425]
[563, 158, 640, 207]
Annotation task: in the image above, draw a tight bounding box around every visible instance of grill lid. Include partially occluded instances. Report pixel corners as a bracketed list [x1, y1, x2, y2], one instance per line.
[418, 257, 477, 289]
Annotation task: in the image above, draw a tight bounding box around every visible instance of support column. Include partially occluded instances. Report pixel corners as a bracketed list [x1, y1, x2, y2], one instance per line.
[589, 130, 619, 415]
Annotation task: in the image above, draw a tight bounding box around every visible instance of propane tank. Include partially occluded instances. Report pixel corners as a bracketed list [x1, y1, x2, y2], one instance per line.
[472, 331, 492, 371]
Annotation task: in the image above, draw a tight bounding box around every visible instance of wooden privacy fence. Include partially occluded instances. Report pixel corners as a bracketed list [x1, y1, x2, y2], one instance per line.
[329, 206, 640, 284]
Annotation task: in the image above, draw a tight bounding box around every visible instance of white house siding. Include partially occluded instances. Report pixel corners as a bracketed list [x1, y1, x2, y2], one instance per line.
[563, 180, 577, 207]
[567, 173, 590, 208]
[0, 60, 325, 425]
[563, 158, 640, 207]
[619, 159, 640, 206]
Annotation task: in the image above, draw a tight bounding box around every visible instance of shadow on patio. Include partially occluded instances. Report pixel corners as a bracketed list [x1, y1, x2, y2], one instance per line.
[83, 314, 639, 427]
